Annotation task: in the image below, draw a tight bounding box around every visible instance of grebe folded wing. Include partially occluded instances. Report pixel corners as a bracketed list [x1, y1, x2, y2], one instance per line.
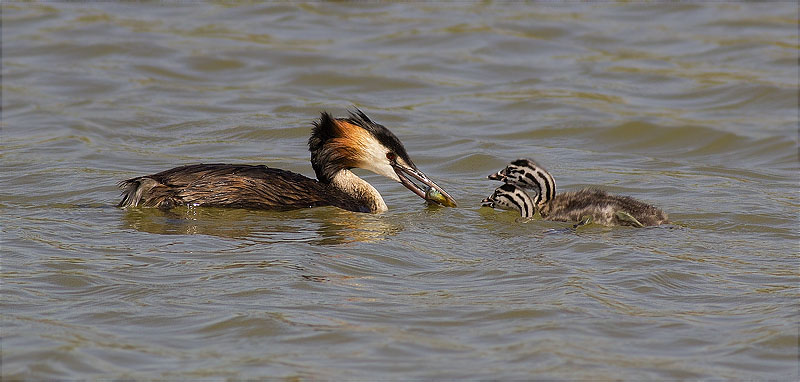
[118, 164, 363, 211]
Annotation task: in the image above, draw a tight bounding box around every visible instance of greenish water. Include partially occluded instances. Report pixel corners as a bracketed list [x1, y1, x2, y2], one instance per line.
[2, 3, 798, 380]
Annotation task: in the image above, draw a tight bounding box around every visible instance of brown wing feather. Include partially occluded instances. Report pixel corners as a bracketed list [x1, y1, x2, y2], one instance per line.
[118, 164, 367, 212]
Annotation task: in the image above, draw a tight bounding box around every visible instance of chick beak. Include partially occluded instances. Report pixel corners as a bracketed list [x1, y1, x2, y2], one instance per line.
[487, 171, 505, 181]
[392, 162, 457, 208]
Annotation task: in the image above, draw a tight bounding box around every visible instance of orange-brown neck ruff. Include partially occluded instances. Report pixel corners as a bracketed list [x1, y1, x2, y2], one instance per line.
[309, 110, 415, 183]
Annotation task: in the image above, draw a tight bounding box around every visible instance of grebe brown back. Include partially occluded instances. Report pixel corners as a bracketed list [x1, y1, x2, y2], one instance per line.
[482, 159, 668, 227]
[117, 110, 457, 213]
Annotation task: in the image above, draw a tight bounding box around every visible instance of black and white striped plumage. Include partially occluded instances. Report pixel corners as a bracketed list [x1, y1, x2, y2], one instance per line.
[481, 183, 535, 218]
[484, 159, 669, 227]
[487, 158, 555, 206]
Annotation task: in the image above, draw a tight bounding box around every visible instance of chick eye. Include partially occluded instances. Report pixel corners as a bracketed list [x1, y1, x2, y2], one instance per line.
[386, 152, 396, 161]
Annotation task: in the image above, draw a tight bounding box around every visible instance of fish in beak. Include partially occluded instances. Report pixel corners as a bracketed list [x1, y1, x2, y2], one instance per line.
[392, 162, 457, 207]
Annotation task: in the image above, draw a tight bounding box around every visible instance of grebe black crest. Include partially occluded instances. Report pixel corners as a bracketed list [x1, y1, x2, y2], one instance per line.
[483, 159, 668, 227]
[117, 109, 457, 213]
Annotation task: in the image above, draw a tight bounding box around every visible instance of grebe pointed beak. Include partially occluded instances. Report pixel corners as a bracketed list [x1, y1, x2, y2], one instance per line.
[480, 197, 494, 207]
[392, 162, 458, 208]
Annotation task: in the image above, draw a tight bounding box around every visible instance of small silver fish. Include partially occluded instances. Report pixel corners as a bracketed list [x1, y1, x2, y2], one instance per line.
[425, 186, 448, 206]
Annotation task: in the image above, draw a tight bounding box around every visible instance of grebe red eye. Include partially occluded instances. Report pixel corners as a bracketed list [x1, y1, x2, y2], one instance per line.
[386, 152, 396, 161]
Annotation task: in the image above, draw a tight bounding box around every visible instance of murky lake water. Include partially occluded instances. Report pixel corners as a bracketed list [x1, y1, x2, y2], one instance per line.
[2, 3, 798, 380]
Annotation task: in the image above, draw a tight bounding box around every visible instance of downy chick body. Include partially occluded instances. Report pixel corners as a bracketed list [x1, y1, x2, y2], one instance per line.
[483, 159, 668, 227]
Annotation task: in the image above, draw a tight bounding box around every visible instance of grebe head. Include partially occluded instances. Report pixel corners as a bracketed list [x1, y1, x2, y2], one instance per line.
[487, 158, 556, 206]
[481, 183, 535, 218]
[309, 109, 457, 207]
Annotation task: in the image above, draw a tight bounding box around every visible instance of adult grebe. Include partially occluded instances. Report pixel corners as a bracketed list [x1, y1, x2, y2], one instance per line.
[117, 110, 457, 213]
[482, 159, 668, 227]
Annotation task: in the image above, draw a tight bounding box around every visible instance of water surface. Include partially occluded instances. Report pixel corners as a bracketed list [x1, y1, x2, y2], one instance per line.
[2, 3, 798, 380]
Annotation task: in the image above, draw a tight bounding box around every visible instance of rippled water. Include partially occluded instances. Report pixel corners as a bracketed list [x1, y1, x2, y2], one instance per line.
[3, 3, 798, 380]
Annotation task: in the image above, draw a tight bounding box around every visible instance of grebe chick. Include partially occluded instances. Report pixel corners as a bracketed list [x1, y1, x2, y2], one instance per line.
[480, 184, 536, 218]
[484, 159, 668, 227]
[118, 110, 457, 213]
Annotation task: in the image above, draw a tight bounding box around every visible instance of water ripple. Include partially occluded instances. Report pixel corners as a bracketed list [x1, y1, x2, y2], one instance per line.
[3, 2, 798, 380]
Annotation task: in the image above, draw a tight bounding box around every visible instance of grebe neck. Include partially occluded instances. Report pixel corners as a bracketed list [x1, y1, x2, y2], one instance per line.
[330, 169, 388, 213]
[525, 167, 557, 208]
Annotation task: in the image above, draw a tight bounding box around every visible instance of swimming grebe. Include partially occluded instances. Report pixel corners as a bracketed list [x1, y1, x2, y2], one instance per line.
[482, 159, 668, 227]
[117, 110, 457, 213]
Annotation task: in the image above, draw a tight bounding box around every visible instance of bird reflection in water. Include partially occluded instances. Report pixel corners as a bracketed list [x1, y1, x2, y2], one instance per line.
[120, 205, 405, 245]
